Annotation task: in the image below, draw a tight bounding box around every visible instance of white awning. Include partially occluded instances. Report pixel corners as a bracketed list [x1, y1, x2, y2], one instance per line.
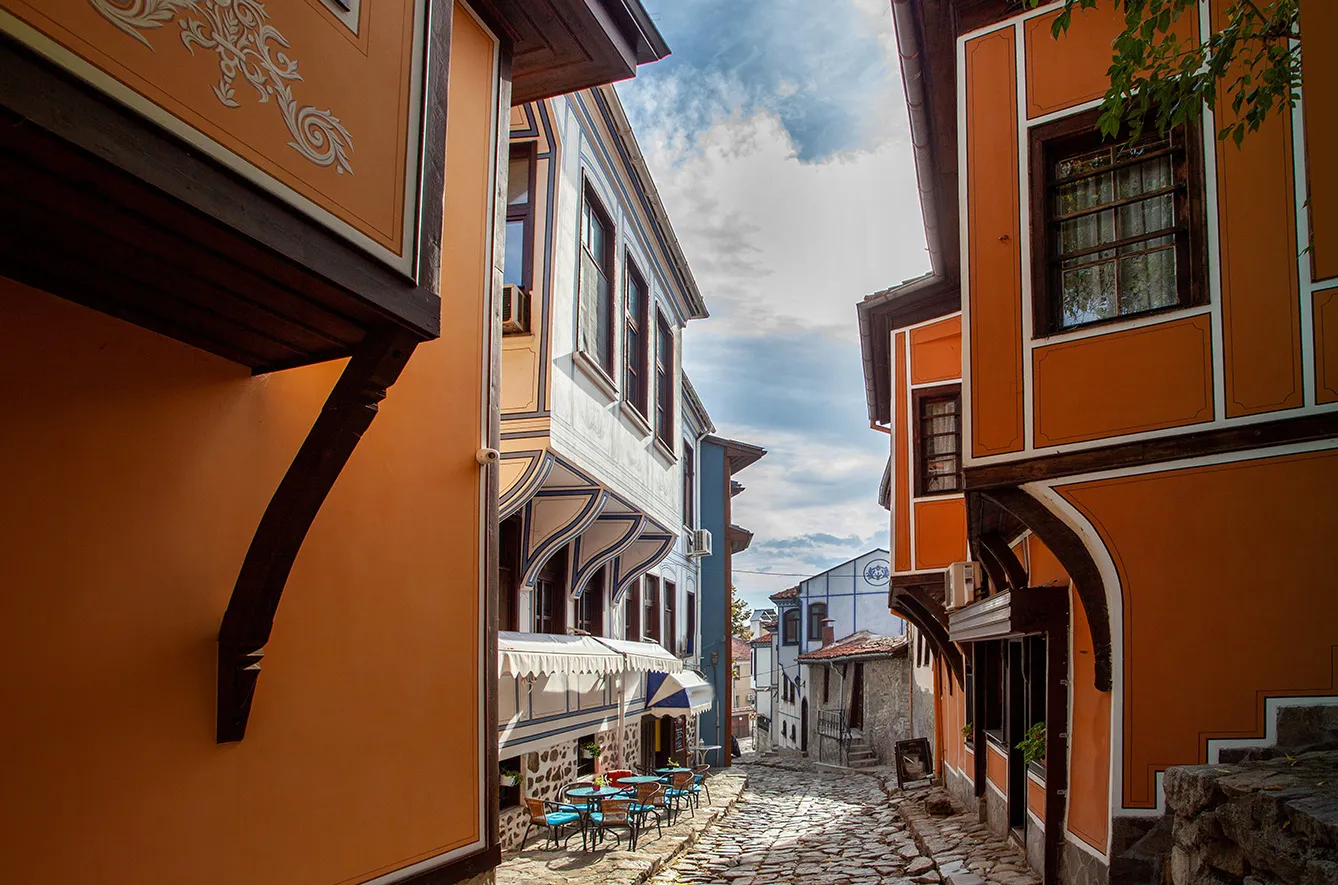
[595, 637, 684, 674]
[498, 632, 623, 678]
[645, 670, 715, 716]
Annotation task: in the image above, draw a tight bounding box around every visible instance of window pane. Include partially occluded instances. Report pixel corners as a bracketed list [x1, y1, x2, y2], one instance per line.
[1059, 259, 1117, 328]
[926, 434, 957, 455]
[1117, 247, 1177, 315]
[503, 219, 525, 287]
[595, 272, 613, 371]
[508, 155, 530, 206]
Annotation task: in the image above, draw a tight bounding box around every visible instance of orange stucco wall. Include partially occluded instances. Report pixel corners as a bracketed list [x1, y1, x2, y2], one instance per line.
[1027, 774, 1046, 820]
[965, 29, 1024, 458]
[1068, 585, 1112, 851]
[1059, 449, 1338, 808]
[894, 331, 912, 572]
[914, 498, 967, 570]
[8, 0, 424, 256]
[939, 661, 968, 774]
[1212, 3, 1303, 418]
[910, 315, 962, 385]
[1025, 533, 1067, 588]
[1302, 0, 1338, 281]
[0, 9, 496, 884]
[987, 740, 1008, 790]
[1317, 289, 1338, 404]
[1033, 315, 1214, 446]
[1024, 1, 1197, 120]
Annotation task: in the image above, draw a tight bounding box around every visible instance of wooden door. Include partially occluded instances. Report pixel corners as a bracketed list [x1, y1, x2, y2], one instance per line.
[849, 662, 865, 730]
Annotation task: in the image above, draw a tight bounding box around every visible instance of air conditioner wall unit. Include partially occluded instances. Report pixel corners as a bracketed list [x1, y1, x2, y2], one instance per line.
[688, 528, 712, 557]
[501, 283, 530, 335]
[945, 561, 981, 611]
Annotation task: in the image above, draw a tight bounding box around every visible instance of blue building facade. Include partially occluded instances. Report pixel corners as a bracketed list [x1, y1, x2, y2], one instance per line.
[697, 435, 765, 763]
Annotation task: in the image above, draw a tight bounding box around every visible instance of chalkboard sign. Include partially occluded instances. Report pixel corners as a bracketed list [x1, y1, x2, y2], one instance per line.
[671, 716, 687, 758]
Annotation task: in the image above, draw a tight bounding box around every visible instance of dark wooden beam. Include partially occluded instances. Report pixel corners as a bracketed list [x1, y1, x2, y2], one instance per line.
[890, 585, 964, 685]
[965, 411, 1338, 491]
[980, 531, 1027, 591]
[217, 327, 419, 743]
[978, 488, 1112, 692]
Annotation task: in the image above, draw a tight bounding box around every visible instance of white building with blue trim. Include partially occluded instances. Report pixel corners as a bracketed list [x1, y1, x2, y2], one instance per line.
[767, 549, 901, 752]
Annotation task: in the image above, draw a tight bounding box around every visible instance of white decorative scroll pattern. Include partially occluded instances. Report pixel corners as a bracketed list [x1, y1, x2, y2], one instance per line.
[90, 0, 354, 175]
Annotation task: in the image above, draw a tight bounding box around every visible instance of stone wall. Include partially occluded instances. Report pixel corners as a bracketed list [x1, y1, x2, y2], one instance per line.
[804, 654, 912, 767]
[1163, 749, 1338, 885]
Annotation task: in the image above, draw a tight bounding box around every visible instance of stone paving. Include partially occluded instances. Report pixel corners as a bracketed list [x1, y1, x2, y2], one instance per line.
[651, 755, 1040, 885]
[496, 752, 1042, 885]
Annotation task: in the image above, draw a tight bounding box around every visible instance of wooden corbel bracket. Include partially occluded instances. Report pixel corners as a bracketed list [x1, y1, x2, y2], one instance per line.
[217, 327, 420, 743]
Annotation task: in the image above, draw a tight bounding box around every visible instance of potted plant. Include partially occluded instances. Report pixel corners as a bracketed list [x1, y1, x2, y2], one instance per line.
[579, 741, 602, 761]
[1017, 722, 1046, 765]
[499, 767, 521, 788]
[592, 773, 609, 788]
[961, 723, 974, 742]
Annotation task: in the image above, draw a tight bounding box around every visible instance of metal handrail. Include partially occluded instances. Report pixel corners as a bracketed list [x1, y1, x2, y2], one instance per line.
[817, 708, 853, 767]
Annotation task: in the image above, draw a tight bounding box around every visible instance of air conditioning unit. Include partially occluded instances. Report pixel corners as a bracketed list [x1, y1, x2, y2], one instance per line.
[945, 561, 982, 611]
[501, 284, 530, 335]
[687, 528, 712, 557]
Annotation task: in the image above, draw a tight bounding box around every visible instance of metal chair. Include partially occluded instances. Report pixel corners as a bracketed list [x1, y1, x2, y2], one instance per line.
[586, 797, 637, 850]
[630, 782, 668, 842]
[665, 770, 696, 819]
[520, 797, 582, 850]
[691, 764, 712, 807]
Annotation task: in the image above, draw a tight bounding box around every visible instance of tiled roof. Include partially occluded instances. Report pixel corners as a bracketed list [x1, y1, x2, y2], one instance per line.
[798, 631, 909, 662]
[732, 638, 752, 660]
[769, 586, 799, 601]
[750, 631, 772, 645]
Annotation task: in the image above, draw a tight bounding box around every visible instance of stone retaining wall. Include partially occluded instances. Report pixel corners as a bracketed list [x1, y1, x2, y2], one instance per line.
[1163, 749, 1338, 885]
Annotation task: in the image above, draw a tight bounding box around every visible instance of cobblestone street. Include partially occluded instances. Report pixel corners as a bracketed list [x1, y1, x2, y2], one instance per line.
[650, 758, 1040, 885]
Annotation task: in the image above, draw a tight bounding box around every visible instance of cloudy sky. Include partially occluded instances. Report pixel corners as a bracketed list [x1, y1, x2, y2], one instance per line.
[615, 0, 931, 617]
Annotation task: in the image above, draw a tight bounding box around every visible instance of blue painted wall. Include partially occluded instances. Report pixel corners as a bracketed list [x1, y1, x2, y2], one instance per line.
[697, 439, 729, 752]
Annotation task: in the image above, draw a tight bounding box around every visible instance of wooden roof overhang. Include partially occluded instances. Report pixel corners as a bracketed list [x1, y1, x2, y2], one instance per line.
[477, 0, 670, 106]
[888, 574, 964, 685]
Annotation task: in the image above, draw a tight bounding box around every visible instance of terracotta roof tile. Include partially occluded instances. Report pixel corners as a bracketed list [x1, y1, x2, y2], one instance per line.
[732, 638, 753, 660]
[769, 586, 800, 601]
[798, 631, 909, 662]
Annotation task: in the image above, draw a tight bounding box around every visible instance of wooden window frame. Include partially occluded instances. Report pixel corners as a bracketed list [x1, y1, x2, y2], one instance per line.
[577, 568, 606, 637]
[781, 608, 799, 647]
[624, 578, 641, 640]
[505, 142, 537, 292]
[664, 580, 677, 654]
[654, 310, 675, 449]
[623, 254, 650, 418]
[913, 384, 963, 497]
[643, 575, 661, 643]
[685, 589, 696, 654]
[579, 180, 617, 377]
[807, 602, 827, 641]
[1029, 109, 1207, 338]
[681, 440, 695, 528]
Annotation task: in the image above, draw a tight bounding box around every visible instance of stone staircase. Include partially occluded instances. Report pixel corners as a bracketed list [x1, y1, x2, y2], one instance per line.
[845, 734, 879, 769]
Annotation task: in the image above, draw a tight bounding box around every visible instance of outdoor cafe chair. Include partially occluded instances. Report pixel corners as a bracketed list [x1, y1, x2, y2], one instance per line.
[587, 797, 637, 850]
[665, 770, 696, 819]
[630, 782, 668, 841]
[604, 768, 634, 787]
[520, 797, 582, 851]
[691, 764, 712, 807]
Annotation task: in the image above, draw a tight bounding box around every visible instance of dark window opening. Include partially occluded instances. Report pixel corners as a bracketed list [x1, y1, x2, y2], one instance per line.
[682, 442, 695, 528]
[982, 640, 1005, 743]
[822, 667, 830, 704]
[1032, 112, 1205, 335]
[643, 576, 661, 643]
[624, 579, 641, 640]
[1024, 634, 1048, 774]
[576, 734, 597, 777]
[577, 568, 606, 637]
[914, 387, 963, 496]
[534, 546, 567, 635]
[654, 312, 675, 447]
[504, 145, 535, 291]
[499, 515, 521, 633]
[500, 755, 522, 810]
[685, 590, 696, 655]
[807, 602, 827, 641]
[664, 580, 677, 654]
[781, 609, 799, 646]
[624, 257, 649, 416]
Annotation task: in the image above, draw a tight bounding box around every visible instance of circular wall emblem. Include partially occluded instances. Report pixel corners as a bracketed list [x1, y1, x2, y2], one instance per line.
[864, 559, 891, 585]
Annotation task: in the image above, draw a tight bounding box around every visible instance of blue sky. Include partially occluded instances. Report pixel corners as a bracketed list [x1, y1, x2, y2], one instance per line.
[615, 0, 931, 618]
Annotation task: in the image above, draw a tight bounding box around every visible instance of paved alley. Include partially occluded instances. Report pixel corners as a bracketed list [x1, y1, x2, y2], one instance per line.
[649, 759, 1039, 885]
